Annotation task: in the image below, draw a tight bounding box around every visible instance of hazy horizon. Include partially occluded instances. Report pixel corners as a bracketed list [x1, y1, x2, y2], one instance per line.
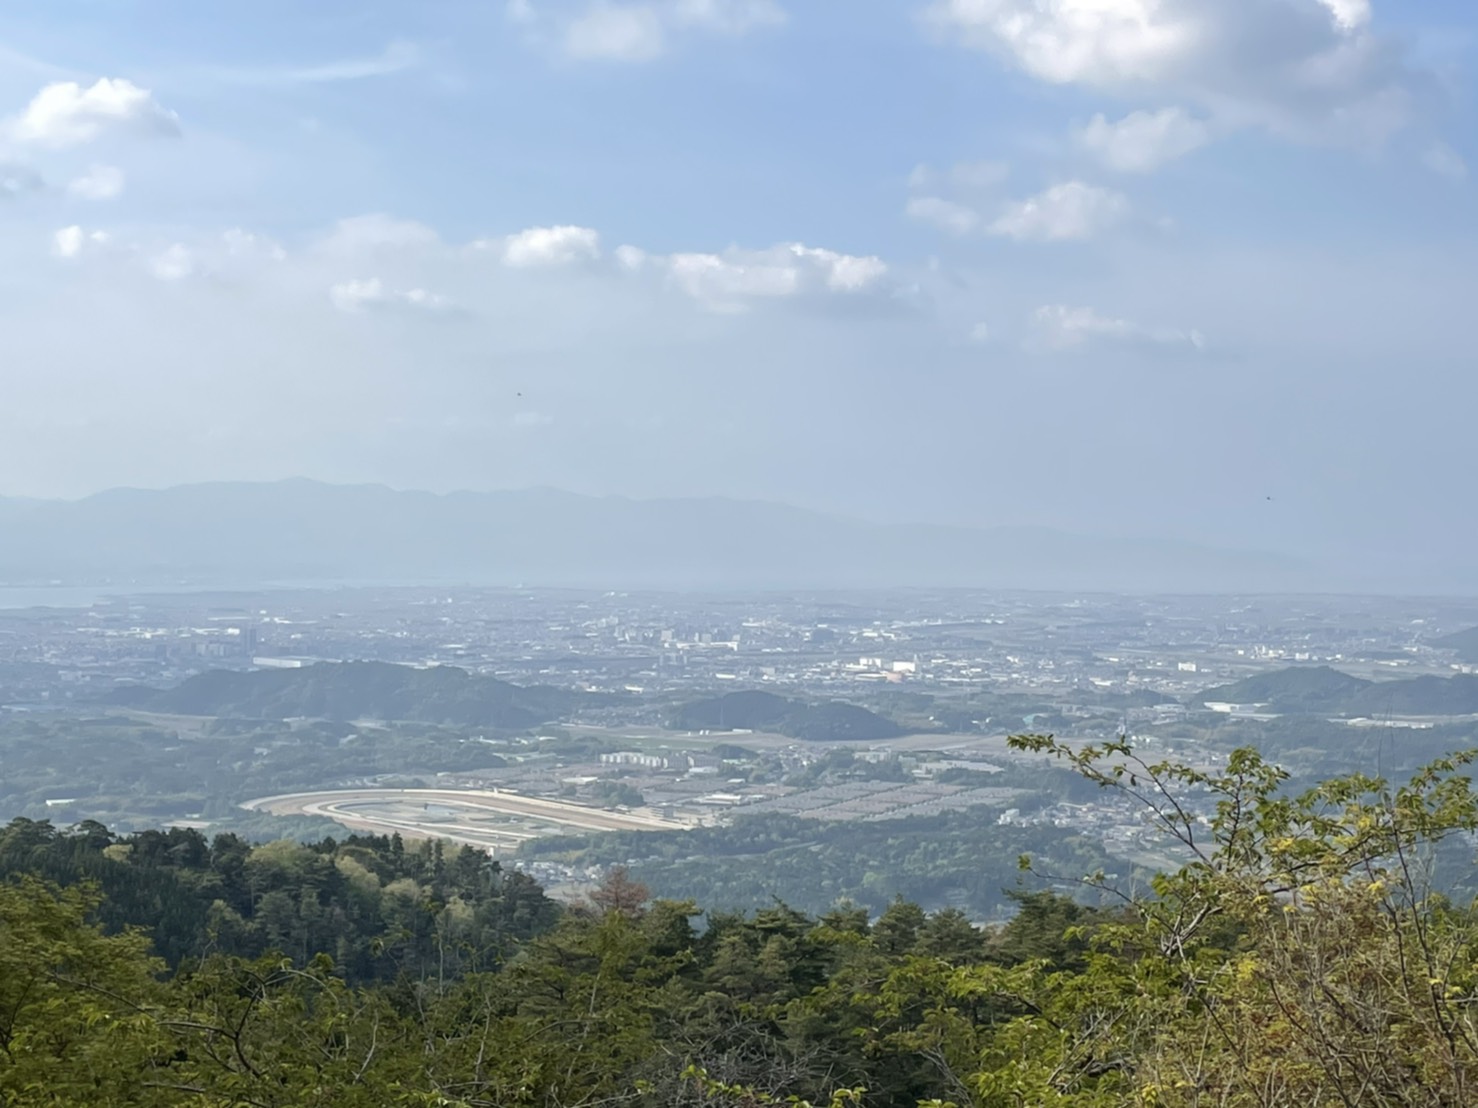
[0, 473, 1322, 543]
[1, 1, 1475, 585]
[0, 473, 1468, 595]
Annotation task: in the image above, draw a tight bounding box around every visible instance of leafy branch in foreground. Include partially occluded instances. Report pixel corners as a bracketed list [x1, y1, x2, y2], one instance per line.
[681, 1066, 864, 1108]
[1006, 733, 1478, 1106]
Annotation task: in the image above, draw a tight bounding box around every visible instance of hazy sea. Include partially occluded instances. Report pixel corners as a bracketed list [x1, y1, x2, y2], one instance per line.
[0, 586, 125, 610]
[0, 580, 448, 610]
[0, 584, 281, 610]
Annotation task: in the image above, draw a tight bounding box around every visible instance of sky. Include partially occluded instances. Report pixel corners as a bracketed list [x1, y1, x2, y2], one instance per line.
[0, 0, 1474, 577]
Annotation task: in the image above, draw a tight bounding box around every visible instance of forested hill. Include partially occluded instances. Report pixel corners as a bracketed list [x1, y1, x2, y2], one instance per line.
[1437, 626, 1478, 663]
[1191, 665, 1373, 712]
[1344, 673, 1478, 715]
[110, 660, 604, 727]
[671, 689, 904, 742]
[0, 817, 558, 980]
[1192, 664, 1478, 716]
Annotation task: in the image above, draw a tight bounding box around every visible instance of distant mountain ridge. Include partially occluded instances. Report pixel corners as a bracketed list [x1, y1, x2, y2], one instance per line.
[1193, 665, 1478, 716]
[0, 479, 1309, 592]
[111, 660, 604, 729]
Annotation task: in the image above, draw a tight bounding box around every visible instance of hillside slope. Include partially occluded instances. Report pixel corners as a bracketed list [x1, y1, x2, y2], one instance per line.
[1192, 666, 1373, 712]
[1193, 665, 1478, 716]
[1437, 627, 1478, 663]
[111, 660, 601, 728]
[672, 689, 904, 742]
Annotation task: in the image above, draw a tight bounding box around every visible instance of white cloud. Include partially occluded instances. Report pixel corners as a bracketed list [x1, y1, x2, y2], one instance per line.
[329, 278, 386, 312]
[929, 0, 1421, 145]
[906, 195, 983, 235]
[38, 211, 886, 319]
[402, 288, 452, 311]
[564, 4, 666, 61]
[1318, 0, 1371, 32]
[329, 277, 455, 314]
[1033, 304, 1134, 348]
[929, 0, 1193, 85]
[1423, 142, 1467, 182]
[66, 164, 125, 200]
[1077, 108, 1209, 173]
[990, 181, 1128, 241]
[614, 244, 649, 270]
[52, 225, 84, 258]
[656, 242, 888, 310]
[1031, 304, 1205, 352]
[501, 224, 602, 267]
[9, 78, 179, 149]
[51, 225, 109, 258]
[48, 225, 291, 281]
[513, 410, 555, 427]
[968, 321, 991, 343]
[791, 245, 888, 291]
[666, 251, 798, 305]
[150, 244, 195, 281]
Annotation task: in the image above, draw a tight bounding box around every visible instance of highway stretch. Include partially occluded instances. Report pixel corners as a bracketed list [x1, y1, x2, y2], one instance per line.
[241, 787, 687, 851]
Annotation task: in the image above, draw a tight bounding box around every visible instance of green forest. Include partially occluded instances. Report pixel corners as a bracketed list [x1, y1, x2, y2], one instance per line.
[8, 735, 1478, 1106]
[518, 808, 1121, 918]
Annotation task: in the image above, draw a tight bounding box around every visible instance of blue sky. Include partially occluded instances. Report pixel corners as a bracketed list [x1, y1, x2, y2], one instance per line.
[0, 0, 1474, 579]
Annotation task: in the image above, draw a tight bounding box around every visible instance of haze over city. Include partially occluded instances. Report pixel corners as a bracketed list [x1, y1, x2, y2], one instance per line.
[0, 0, 1474, 590]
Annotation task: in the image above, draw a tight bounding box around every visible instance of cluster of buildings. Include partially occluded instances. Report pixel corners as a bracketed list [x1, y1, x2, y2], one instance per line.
[4, 588, 1476, 717]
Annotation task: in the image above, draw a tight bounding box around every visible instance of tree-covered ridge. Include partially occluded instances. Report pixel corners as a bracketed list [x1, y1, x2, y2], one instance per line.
[8, 739, 1478, 1105]
[111, 660, 607, 728]
[1194, 663, 1478, 715]
[0, 819, 557, 981]
[672, 689, 904, 741]
[1347, 672, 1478, 715]
[0, 844, 1105, 1107]
[1437, 625, 1478, 662]
[1191, 664, 1372, 710]
[519, 807, 1118, 918]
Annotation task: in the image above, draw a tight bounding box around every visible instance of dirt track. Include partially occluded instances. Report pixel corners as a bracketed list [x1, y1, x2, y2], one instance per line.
[242, 787, 686, 849]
